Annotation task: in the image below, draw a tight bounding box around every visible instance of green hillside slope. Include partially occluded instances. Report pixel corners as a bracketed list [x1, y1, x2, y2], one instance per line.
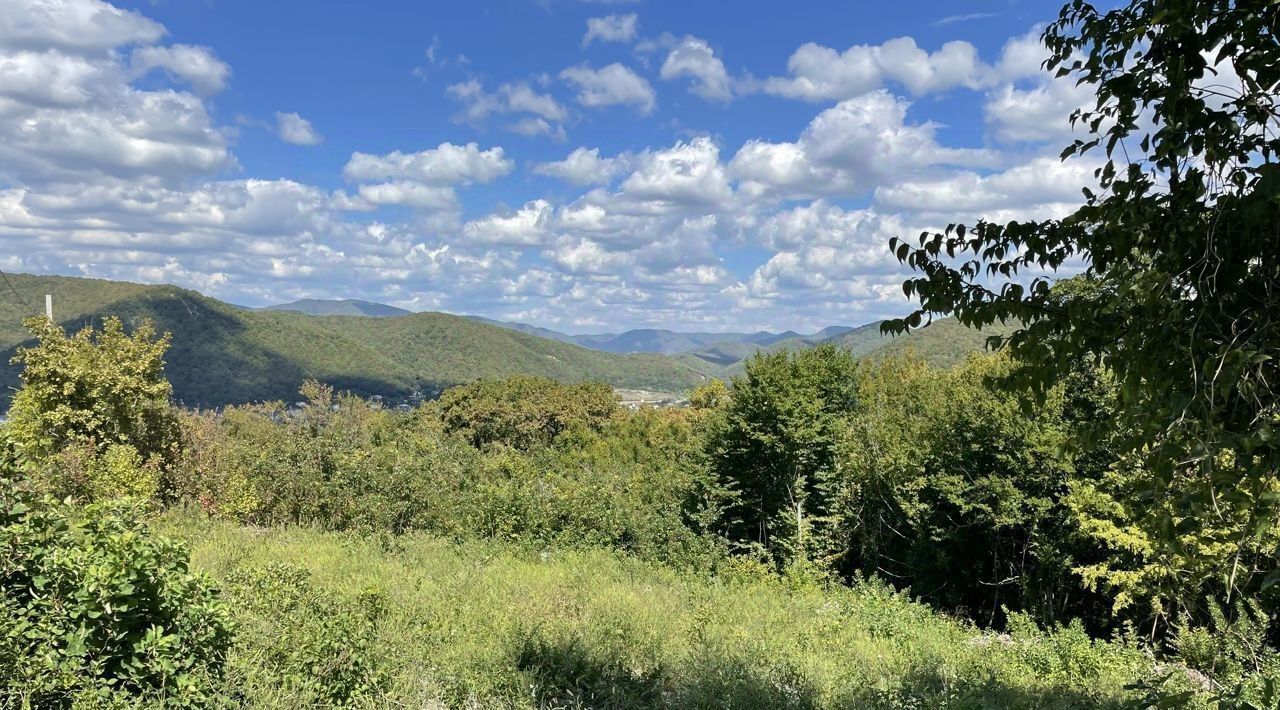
[261, 299, 412, 317]
[0, 274, 707, 408]
[863, 317, 1007, 369]
[693, 318, 1006, 380]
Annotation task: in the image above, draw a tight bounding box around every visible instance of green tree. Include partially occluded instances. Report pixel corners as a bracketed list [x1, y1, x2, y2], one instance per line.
[885, 0, 1280, 631]
[435, 375, 618, 450]
[7, 316, 179, 469]
[708, 344, 859, 565]
[836, 353, 1120, 629]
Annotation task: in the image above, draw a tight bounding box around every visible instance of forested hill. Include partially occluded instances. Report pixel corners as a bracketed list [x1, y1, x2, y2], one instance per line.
[0, 273, 708, 408]
[259, 299, 412, 317]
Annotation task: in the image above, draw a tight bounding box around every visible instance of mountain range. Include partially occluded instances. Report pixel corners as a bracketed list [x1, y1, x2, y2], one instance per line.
[0, 274, 1001, 408]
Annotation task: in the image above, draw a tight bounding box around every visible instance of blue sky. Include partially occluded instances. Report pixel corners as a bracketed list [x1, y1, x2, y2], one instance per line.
[0, 0, 1100, 333]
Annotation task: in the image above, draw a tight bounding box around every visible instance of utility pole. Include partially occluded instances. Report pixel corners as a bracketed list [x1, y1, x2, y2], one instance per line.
[45, 294, 52, 321]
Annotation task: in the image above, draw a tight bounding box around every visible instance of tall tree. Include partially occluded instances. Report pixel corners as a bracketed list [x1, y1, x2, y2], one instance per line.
[708, 345, 859, 565]
[885, 0, 1280, 628]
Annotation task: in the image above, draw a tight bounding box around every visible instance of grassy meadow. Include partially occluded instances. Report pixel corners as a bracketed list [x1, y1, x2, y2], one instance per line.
[164, 513, 1167, 709]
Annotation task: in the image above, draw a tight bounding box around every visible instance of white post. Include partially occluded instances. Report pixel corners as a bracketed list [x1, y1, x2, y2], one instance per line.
[45, 294, 52, 321]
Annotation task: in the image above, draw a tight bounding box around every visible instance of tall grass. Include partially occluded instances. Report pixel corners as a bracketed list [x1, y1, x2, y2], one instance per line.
[165, 513, 1177, 709]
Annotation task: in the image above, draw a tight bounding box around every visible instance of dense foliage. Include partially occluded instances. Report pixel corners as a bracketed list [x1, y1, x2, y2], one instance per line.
[6, 316, 179, 468]
[885, 0, 1280, 636]
[706, 344, 860, 564]
[0, 486, 230, 707]
[435, 375, 618, 450]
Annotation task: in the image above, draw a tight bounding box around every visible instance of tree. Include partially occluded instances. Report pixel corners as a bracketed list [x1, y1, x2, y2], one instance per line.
[837, 353, 1121, 629]
[6, 317, 179, 468]
[708, 344, 859, 565]
[435, 375, 618, 450]
[884, 0, 1280, 630]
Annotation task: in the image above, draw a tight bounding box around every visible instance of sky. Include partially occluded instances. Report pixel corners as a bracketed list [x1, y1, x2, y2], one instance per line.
[0, 0, 1104, 333]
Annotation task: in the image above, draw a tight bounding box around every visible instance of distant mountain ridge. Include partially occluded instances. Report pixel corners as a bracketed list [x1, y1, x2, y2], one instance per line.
[0, 274, 708, 408]
[261, 299, 412, 317]
[1, 273, 1002, 409]
[265, 299, 865, 364]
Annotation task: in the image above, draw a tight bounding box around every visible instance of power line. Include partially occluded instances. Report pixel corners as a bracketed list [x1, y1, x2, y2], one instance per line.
[0, 269, 34, 312]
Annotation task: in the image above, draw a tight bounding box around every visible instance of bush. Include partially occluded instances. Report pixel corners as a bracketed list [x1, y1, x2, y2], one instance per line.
[435, 375, 618, 450]
[88, 443, 160, 501]
[6, 316, 180, 468]
[0, 486, 231, 707]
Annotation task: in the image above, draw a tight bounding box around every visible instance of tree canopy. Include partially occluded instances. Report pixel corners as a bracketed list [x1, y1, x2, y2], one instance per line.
[885, 0, 1280, 626]
[6, 316, 179, 467]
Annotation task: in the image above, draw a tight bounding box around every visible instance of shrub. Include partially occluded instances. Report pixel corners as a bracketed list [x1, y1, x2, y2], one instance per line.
[6, 316, 180, 468]
[435, 375, 619, 450]
[88, 443, 160, 501]
[0, 486, 231, 707]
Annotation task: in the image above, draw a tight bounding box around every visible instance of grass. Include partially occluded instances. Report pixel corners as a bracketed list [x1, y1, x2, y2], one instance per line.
[163, 514, 1167, 709]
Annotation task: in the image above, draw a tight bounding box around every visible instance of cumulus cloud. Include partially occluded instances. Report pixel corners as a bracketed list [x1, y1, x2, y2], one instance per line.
[533, 147, 629, 185]
[730, 90, 999, 200]
[873, 155, 1100, 222]
[754, 31, 1048, 102]
[618, 136, 732, 208]
[582, 14, 638, 47]
[130, 44, 230, 94]
[446, 79, 569, 138]
[0, 0, 166, 53]
[356, 181, 457, 209]
[447, 79, 568, 123]
[274, 111, 323, 145]
[343, 143, 513, 185]
[462, 199, 553, 246]
[660, 36, 731, 102]
[560, 62, 656, 113]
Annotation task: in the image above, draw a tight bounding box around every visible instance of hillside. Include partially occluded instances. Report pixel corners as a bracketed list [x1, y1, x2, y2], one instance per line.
[261, 299, 412, 317]
[464, 316, 580, 345]
[0, 273, 707, 408]
[860, 317, 1007, 369]
[702, 319, 1003, 378]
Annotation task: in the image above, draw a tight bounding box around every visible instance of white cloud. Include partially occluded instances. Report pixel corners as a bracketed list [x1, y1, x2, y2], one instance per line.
[130, 44, 230, 94]
[0, 84, 233, 185]
[582, 14, 638, 47]
[274, 111, 322, 146]
[533, 147, 628, 185]
[755, 31, 1049, 102]
[507, 117, 567, 140]
[343, 143, 513, 185]
[0, 0, 166, 53]
[873, 155, 1099, 221]
[758, 37, 986, 100]
[560, 62, 656, 113]
[357, 181, 457, 210]
[619, 136, 732, 208]
[730, 90, 999, 200]
[462, 199, 553, 246]
[660, 36, 731, 102]
[446, 79, 569, 137]
[447, 79, 568, 123]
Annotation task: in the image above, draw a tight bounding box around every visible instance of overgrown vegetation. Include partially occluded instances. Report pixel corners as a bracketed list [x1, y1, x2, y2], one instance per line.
[5, 0, 1280, 706]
